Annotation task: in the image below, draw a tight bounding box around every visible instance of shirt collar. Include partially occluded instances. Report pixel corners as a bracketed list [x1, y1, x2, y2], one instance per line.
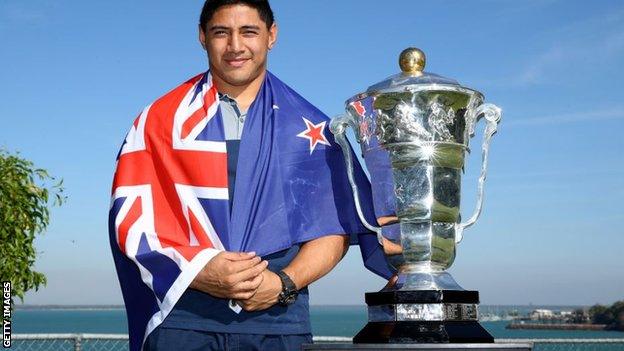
[218, 93, 247, 116]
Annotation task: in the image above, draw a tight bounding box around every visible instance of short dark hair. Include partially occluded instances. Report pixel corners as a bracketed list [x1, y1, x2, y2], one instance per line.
[200, 0, 275, 30]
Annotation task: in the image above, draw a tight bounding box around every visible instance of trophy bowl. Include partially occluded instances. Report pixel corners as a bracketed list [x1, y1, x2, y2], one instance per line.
[330, 48, 502, 343]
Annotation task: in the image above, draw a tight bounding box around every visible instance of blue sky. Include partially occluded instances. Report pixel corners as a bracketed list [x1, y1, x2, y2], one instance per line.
[1, 0, 623, 306]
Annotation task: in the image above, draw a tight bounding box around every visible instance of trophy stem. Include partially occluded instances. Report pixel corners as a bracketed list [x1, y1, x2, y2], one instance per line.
[395, 270, 464, 291]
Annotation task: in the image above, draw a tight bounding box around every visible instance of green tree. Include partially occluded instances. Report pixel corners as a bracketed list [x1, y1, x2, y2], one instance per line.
[0, 149, 65, 302]
[589, 304, 610, 324]
[588, 301, 624, 330]
[606, 301, 624, 331]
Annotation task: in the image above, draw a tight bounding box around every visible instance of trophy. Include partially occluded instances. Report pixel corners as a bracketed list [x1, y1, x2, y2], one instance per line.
[330, 48, 502, 344]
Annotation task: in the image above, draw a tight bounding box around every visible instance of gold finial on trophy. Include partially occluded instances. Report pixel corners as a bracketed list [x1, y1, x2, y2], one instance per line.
[399, 47, 426, 76]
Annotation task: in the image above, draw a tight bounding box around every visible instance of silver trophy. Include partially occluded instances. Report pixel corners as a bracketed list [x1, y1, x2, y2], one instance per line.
[330, 48, 502, 343]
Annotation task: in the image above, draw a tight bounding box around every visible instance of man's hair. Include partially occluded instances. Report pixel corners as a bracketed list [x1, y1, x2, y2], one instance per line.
[200, 0, 275, 30]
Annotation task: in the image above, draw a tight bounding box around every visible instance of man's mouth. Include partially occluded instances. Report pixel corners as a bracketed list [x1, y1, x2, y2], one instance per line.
[225, 58, 250, 68]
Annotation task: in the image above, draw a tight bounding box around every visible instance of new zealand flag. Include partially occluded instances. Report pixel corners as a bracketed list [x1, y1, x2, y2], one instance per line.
[109, 71, 393, 350]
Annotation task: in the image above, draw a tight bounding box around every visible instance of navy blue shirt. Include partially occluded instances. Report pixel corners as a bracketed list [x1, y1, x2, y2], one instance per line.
[225, 140, 240, 212]
[161, 245, 311, 334]
[160, 95, 311, 335]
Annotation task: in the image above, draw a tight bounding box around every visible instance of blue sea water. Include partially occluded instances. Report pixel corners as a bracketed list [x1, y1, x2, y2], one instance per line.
[11, 305, 624, 340]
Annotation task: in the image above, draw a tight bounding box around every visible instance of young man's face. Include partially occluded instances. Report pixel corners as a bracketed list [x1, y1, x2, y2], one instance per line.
[199, 4, 277, 89]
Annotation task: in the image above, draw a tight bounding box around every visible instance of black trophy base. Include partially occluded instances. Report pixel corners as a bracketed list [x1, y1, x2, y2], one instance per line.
[354, 289, 494, 344]
[353, 321, 493, 344]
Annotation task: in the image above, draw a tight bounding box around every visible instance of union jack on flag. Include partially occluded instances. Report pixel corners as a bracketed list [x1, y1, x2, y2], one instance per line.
[109, 73, 230, 350]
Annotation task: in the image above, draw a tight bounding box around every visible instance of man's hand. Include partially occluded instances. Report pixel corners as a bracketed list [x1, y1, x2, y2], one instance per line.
[190, 251, 268, 300]
[385, 274, 398, 289]
[238, 269, 282, 312]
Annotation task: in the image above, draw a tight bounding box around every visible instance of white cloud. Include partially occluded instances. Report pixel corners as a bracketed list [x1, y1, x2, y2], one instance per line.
[515, 46, 566, 86]
[511, 9, 624, 87]
[505, 107, 624, 127]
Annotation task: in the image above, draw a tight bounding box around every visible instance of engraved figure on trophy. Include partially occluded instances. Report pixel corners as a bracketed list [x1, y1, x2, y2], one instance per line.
[330, 47, 503, 344]
[429, 102, 455, 142]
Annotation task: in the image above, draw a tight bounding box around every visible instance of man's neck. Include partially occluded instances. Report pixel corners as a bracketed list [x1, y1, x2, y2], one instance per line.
[212, 70, 266, 112]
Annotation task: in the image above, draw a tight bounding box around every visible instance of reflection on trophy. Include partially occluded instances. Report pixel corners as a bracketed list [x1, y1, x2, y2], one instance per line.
[331, 48, 503, 344]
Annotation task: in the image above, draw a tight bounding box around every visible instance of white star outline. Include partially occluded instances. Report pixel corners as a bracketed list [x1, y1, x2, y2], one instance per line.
[296, 116, 331, 155]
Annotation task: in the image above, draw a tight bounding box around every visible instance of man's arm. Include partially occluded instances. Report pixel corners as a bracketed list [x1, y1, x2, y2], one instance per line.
[238, 234, 349, 311]
[282, 234, 349, 289]
[190, 251, 269, 300]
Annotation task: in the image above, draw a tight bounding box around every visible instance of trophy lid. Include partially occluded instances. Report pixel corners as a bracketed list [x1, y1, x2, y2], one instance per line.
[364, 48, 460, 93]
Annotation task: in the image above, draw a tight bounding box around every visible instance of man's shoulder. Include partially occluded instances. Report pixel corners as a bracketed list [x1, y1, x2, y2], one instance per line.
[127, 73, 204, 129]
[267, 72, 329, 123]
[145, 73, 205, 117]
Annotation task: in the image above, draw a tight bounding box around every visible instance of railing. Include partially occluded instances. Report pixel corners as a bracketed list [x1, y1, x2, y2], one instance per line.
[8, 334, 624, 350]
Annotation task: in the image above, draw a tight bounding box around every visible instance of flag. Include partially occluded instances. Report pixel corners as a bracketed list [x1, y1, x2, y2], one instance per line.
[109, 71, 393, 350]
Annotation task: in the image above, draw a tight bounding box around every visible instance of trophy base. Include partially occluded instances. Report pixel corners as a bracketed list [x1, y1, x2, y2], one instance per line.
[354, 289, 493, 344]
[353, 321, 493, 344]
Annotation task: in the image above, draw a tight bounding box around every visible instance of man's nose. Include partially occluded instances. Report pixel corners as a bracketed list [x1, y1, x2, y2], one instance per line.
[228, 33, 244, 52]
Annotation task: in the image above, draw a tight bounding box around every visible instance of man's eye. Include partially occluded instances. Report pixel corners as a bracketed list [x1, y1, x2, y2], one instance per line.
[212, 30, 227, 36]
[242, 31, 258, 37]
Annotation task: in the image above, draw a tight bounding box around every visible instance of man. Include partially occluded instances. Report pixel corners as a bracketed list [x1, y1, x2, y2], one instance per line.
[109, 1, 393, 350]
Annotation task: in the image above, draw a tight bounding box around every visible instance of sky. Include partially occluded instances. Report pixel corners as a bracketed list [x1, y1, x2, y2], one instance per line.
[1, 0, 623, 306]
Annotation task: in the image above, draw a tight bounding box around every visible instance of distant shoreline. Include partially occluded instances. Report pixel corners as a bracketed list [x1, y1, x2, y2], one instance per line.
[507, 323, 609, 331]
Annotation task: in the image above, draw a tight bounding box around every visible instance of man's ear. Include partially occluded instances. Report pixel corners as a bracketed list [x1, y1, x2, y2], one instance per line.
[268, 23, 278, 50]
[198, 24, 207, 50]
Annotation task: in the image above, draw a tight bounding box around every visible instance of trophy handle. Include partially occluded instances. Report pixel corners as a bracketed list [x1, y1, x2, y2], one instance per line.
[456, 103, 502, 243]
[330, 113, 384, 245]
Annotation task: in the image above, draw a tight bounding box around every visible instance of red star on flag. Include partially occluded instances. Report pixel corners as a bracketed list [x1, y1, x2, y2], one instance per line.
[296, 117, 331, 154]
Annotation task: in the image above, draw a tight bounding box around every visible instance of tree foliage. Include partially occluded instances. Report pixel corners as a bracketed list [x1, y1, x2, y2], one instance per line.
[0, 149, 65, 302]
[589, 301, 624, 331]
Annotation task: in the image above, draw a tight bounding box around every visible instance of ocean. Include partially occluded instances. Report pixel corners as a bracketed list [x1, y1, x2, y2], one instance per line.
[11, 305, 624, 340]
